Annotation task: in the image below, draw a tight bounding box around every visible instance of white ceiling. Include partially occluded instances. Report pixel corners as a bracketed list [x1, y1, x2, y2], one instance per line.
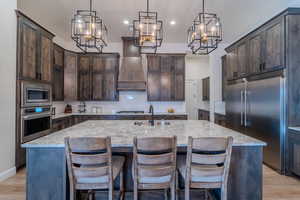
[17, 0, 288, 44]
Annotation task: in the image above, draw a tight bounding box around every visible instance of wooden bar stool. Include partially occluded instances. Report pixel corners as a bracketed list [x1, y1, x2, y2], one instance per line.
[177, 136, 233, 200]
[65, 137, 125, 200]
[133, 136, 177, 200]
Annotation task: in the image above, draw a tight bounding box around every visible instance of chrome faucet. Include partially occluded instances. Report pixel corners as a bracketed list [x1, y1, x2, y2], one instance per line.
[149, 105, 154, 126]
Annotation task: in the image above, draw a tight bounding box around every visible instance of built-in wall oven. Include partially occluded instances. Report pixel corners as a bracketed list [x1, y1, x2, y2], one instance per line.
[21, 81, 51, 107]
[21, 106, 52, 143]
[20, 81, 52, 143]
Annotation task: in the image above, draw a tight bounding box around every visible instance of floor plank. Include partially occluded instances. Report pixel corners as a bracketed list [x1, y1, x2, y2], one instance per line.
[0, 166, 299, 200]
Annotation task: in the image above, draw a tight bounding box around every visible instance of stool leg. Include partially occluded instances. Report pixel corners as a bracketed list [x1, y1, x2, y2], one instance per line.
[185, 187, 190, 200]
[164, 189, 168, 200]
[205, 190, 208, 200]
[134, 181, 138, 200]
[171, 174, 176, 200]
[120, 169, 124, 200]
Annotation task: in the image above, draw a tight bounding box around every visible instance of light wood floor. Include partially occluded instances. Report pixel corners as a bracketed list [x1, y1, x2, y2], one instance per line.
[0, 166, 299, 200]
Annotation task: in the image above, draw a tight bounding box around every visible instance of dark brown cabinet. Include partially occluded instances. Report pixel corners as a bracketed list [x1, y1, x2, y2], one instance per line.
[198, 109, 210, 121]
[52, 44, 64, 101]
[78, 54, 119, 101]
[64, 51, 78, 101]
[225, 14, 284, 80]
[17, 11, 54, 82]
[215, 113, 226, 127]
[91, 54, 119, 101]
[263, 19, 284, 71]
[78, 55, 92, 101]
[221, 55, 227, 101]
[288, 130, 300, 176]
[147, 54, 185, 101]
[202, 77, 210, 101]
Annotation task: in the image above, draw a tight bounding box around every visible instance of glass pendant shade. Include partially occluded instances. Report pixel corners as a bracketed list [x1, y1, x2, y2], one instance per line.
[133, 0, 163, 53]
[187, 0, 222, 55]
[71, 0, 108, 53]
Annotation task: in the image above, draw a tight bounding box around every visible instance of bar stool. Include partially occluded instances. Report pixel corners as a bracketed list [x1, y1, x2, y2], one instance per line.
[177, 136, 233, 200]
[133, 136, 177, 200]
[65, 137, 125, 200]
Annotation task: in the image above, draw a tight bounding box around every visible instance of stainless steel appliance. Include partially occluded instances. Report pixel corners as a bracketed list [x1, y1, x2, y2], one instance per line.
[21, 81, 51, 107]
[21, 106, 52, 143]
[226, 76, 286, 173]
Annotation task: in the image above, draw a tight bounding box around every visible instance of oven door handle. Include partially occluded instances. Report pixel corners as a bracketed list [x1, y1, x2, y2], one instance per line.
[23, 113, 51, 120]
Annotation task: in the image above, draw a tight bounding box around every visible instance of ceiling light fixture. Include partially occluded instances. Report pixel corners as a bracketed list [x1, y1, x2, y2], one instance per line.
[170, 20, 176, 25]
[71, 0, 108, 53]
[187, 0, 222, 55]
[132, 0, 163, 54]
[123, 20, 129, 25]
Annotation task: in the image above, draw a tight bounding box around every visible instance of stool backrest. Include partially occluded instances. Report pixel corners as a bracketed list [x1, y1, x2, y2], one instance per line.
[133, 136, 177, 188]
[185, 136, 233, 199]
[65, 137, 113, 191]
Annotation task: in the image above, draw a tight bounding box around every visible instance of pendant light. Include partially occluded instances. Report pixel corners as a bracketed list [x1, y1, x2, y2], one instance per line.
[187, 0, 222, 55]
[71, 0, 108, 53]
[132, 0, 163, 53]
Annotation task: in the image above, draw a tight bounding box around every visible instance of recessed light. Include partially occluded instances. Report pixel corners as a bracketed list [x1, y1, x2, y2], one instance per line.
[123, 20, 129, 25]
[170, 20, 176, 25]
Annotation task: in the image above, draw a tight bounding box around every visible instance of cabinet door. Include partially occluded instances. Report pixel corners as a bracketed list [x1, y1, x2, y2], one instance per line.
[174, 56, 185, 101]
[160, 56, 173, 101]
[249, 33, 263, 73]
[226, 49, 238, 80]
[288, 132, 300, 176]
[78, 55, 91, 100]
[236, 42, 247, 76]
[147, 56, 161, 101]
[53, 66, 64, 101]
[91, 56, 104, 100]
[221, 55, 227, 101]
[104, 57, 118, 100]
[19, 18, 39, 80]
[64, 51, 77, 101]
[263, 19, 284, 70]
[52, 45, 64, 101]
[40, 35, 52, 82]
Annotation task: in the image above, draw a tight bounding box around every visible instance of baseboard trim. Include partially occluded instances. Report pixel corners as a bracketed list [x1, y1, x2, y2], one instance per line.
[0, 167, 16, 182]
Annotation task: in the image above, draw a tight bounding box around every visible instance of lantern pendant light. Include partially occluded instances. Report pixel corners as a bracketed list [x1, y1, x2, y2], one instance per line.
[71, 0, 108, 53]
[187, 0, 222, 55]
[132, 0, 163, 53]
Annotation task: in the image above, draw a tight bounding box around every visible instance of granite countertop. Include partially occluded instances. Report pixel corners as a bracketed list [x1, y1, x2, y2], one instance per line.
[288, 127, 300, 132]
[23, 120, 266, 148]
[52, 112, 188, 119]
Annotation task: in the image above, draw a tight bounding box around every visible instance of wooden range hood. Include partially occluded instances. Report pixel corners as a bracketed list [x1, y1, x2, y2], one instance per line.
[118, 37, 146, 91]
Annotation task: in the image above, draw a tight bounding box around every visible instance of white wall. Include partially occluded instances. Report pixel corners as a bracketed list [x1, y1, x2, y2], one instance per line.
[0, 0, 17, 180]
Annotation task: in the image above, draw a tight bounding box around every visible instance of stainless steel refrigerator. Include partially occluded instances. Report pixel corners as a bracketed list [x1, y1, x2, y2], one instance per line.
[226, 76, 286, 173]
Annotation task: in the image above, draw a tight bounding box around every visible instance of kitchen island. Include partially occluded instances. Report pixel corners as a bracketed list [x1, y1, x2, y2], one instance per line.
[22, 120, 266, 200]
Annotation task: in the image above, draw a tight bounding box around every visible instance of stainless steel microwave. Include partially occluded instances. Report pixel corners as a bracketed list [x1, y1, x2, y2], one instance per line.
[21, 81, 52, 107]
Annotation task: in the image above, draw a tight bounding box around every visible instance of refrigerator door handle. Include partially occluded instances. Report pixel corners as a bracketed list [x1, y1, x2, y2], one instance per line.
[241, 90, 244, 126]
[244, 89, 247, 127]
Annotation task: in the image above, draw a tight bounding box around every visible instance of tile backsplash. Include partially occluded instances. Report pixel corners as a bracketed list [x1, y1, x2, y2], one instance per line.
[53, 91, 186, 114]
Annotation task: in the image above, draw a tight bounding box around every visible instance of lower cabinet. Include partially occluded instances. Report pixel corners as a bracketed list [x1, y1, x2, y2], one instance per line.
[198, 109, 210, 121]
[215, 113, 227, 127]
[52, 116, 74, 132]
[288, 130, 300, 176]
[52, 114, 188, 132]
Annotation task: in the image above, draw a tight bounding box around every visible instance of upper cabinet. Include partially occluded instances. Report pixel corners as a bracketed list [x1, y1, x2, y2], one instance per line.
[52, 44, 64, 101]
[147, 54, 185, 101]
[17, 11, 54, 82]
[225, 14, 284, 80]
[78, 54, 120, 101]
[64, 51, 78, 101]
[91, 54, 119, 101]
[202, 77, 210, 101]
